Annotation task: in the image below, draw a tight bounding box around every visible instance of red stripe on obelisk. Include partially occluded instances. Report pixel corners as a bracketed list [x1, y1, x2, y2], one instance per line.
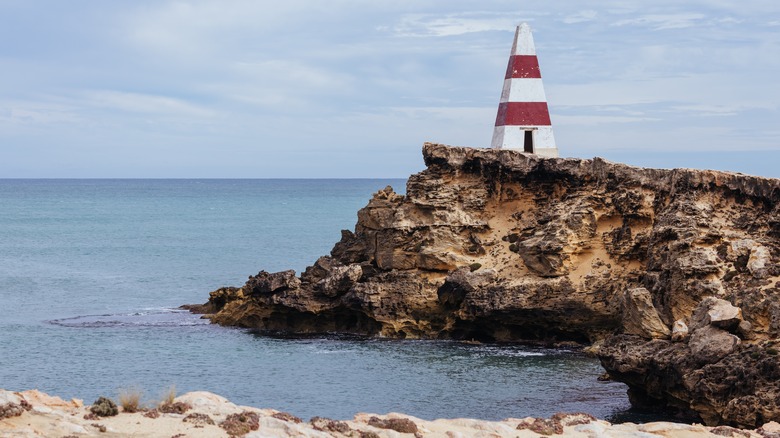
[504, 55, 542, 79]
[495, 102, 552, 126]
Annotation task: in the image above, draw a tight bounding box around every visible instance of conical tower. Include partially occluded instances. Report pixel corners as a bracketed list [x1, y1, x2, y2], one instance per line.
[490, 23, 558, 157]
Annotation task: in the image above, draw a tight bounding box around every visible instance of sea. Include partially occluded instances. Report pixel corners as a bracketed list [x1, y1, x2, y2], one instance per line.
[0, 179, 637, 421]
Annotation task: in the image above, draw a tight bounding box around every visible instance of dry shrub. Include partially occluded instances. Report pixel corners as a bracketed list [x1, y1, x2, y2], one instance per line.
[90, 396, 118, 417]
[118, 387, 143, 413]
[156, 384, 190, 414]
[161, 385, 176, 406]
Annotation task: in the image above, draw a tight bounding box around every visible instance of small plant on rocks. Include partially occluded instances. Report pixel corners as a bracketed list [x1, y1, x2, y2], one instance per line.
[220, 410, 260, 436]
[367, 416, 419, 434]
[158, 401, 191, 414]
[272, 411, 302, 423]
[143, 409, 160, 419]
[310, 416, 351, 433]
[157, 385, 190, 414]
[90, 396, 118, 417]
[183, 412, 215, 426]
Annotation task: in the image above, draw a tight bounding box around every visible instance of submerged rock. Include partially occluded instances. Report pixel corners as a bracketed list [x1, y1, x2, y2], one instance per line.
[190, 143, 780, 426]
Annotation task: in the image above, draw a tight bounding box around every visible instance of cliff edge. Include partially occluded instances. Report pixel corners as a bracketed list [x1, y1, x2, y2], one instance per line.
[191, 143, 780, 427]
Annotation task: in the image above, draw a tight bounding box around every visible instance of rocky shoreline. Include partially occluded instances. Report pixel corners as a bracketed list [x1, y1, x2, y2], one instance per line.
[189, 143, 780, 427]
[4, 388, 780, 437]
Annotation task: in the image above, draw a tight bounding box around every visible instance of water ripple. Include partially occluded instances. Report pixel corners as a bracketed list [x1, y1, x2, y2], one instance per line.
[48, 309, 209, 328]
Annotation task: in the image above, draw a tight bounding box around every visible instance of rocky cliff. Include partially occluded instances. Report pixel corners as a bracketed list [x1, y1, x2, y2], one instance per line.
[191, 143, 780, 427]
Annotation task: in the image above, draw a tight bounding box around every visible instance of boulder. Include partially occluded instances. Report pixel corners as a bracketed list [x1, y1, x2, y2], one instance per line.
[671, 319, 689, 342]
[621, 287, 670, 339]
[688, 325, 740, 364]
[690, 297, 742, 332]
[317, 264, 362, 297]
[748, 245, 771, 278]
[244, 270, 300, 296]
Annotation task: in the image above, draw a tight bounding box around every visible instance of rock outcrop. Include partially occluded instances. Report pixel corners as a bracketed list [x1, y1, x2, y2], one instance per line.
[191, 143, 780, 427]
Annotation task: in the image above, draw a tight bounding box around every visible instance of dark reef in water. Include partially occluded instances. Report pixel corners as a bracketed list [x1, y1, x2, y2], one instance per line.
[189, 143, 780, 427]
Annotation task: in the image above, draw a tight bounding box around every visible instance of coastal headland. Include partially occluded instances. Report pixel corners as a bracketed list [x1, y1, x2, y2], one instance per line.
[188, 143, 780, 428]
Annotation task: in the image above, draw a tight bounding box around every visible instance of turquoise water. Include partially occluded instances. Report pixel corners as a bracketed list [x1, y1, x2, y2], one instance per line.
[0, 179, 631, 421]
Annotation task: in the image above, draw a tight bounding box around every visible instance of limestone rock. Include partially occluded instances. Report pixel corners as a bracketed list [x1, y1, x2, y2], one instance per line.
[188, 143, 780, 425]
[316, 264, 362, 297]
[621, 287, 670, 339]
[691, 297, 743, 332]
[244, 270, 300, 296]
[7, 388, 777, 437]
[748, 245, 771, 278]
[689, 325, 740, 364]
[671, 320, 689, 342]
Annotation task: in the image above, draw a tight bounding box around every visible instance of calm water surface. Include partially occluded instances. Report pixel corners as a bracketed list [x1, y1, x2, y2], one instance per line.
[0, 179, 632, 420]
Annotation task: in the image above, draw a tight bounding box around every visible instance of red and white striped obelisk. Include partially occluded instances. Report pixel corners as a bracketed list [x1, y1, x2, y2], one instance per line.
[491, 23, 558, 157]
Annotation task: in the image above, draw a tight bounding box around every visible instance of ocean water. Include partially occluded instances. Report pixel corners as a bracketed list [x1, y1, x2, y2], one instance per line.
[0, 179, 633, 421]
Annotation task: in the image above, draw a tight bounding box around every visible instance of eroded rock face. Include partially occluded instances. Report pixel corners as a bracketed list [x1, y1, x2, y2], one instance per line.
[191, 143, 780, 425]
[599, 295, 780, 427]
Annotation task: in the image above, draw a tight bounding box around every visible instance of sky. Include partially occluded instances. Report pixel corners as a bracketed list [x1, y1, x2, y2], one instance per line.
[1, 1, 779, 178]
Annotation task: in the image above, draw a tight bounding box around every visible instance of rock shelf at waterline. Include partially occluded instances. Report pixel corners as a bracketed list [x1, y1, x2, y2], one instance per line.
[4, 388, 780, 437]
[189, 143, 780, 427]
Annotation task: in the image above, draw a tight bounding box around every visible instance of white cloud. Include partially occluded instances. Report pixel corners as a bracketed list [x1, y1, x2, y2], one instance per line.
[1, 1, 779, 177]
[670, 104, 740, 117]
[393, 12, 544, 37]
[612, 13, 706, 30]
[84, 91, 216, 118]
[562, 10, 598, 24]
[121, 1, 345, 58]
[554, 114, 660, 125]
[0, 100, 81, 127]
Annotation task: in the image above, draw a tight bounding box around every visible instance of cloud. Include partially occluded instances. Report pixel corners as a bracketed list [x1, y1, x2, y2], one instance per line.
[562, 10, 598, 24]
[554, 114, 660, 125]
[0, 101, 80, 126]
[1, 1, 778, 177]
[392, 12, 543, 37]
[670, 104, 740, 117]
[612, 13, 706, 30]
[84, 91, 216, 118]
[121, 1, 323, 56]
